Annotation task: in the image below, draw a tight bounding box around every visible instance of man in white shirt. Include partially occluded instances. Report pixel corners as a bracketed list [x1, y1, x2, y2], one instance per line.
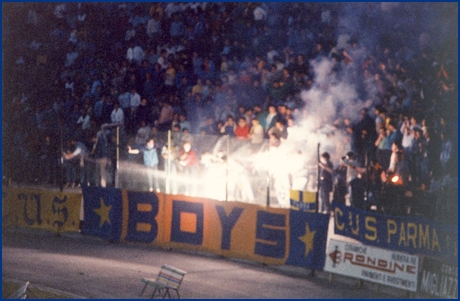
[127, 42, 144, 65]
[253, 4, 267, 29]
[77, 108, 91, 131]
[110, 102, 125, 129]
[129, 88, 141, 115]
[266, 45, 279, 65]
[400, 116, 415, 152]
[157, 49, 168, 70]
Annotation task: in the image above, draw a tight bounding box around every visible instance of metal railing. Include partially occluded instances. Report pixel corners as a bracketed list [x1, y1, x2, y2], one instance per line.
[114, 130, 319, 208]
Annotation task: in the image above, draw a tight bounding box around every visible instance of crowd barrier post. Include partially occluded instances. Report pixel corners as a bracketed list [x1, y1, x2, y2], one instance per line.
[266, 142, 271, 207]
[310, 148, 322, 279]
[365, 150, 369, 203]
[165, 130, 171, 194]
[226, 135, 230, 202]
[115, 125, 120, 188]
[315, 143, 320, 213]
[59, 119, 64, 192]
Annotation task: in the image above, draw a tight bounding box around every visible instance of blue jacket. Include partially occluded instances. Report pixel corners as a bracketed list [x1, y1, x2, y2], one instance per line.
[143, 147, 159, 168]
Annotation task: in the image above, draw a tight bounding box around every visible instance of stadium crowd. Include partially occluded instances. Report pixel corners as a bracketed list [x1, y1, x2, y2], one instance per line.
[2, 3, 457, 222]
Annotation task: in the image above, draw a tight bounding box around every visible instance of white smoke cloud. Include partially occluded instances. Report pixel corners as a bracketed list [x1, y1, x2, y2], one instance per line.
[292, 2, 456, 163]
[238, 3, 455, 165]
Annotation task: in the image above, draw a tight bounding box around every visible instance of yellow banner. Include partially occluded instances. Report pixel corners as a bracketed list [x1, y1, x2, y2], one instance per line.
[3, 188, 82, 232]
[290, 190, 316, 212]
[160, 194, 288, 265]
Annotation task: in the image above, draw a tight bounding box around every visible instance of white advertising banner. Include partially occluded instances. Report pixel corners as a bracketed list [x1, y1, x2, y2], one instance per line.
[324, 239, 419, 292]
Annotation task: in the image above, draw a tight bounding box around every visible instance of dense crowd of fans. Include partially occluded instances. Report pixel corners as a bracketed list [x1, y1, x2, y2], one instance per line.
[3, 3, 457, 222]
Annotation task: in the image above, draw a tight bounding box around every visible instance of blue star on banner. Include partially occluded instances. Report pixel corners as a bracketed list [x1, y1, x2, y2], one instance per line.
[81, 186, 123, 241]
[285, 210, 330, 270]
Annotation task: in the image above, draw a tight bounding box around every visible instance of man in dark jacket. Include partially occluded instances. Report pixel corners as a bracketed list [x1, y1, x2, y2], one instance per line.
[318, 152, 334, 214]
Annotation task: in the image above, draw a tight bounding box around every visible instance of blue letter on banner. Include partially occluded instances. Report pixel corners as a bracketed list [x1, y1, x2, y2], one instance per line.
[254, 211, 286, 258]
[331, 201, 458, 263]
[125, 191, 159, 243]
[21, 193, 42, 226]
[171, 200, 203, 245]
[216, 205, 243, 250]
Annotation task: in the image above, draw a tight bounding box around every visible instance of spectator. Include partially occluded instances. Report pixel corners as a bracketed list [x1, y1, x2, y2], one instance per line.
[199, 116, 218, 136]
[333, 157, 348, 206]
[156, 100, 174, 131]
[163, 60, 176, 96]
[110, 102, 125, 130]
[142, 73, 156, 104]
[62, 138, 89, 188]
[220, 116, 236, 137]
[90, 129, 111, 187]
[118, 87, 131, 112]
[147, 12, 162, 42]
[76, 107, 91, 141]
[157, 49, 168, 70]
[375, 127, 392, 170]
[381, 149, 410, 216]
[191, 51, 203, 76]
[134, 97, 151, 126]
[386, 121, 402, 147]
[439, 130, 455, 177]
[129, 87, 142, 113]
[353, 108, 377, 165]
[343, 151, 366, 209]
[246, 79, 266, 109]
[266, 44, 279, 65]
[269, 119, 288, 141]
[179, 141, 199, 196]
[179, 112, 191, 132]
[253, 4, 267, 29]
[261, 104, 278, 134]
[234, 117, 250, 140]
[126, 41, 144, 65]
[38, 134, 59, 185]
[169, 13, 184, 45]
[128, 137, 160, 192]
[374, 105, 387, 133]
[135, 120, 151, 146]
[192, 77, 205, 96]
[411, 128, 425, 188]
[177, 76, 193, 101]
[318, 152, 334, 214]
[249, 117, 264, 150]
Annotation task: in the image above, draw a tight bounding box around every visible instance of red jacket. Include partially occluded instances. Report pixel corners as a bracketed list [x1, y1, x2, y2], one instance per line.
[180, 149, 198, 167]
[234, 124, 250, 139]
